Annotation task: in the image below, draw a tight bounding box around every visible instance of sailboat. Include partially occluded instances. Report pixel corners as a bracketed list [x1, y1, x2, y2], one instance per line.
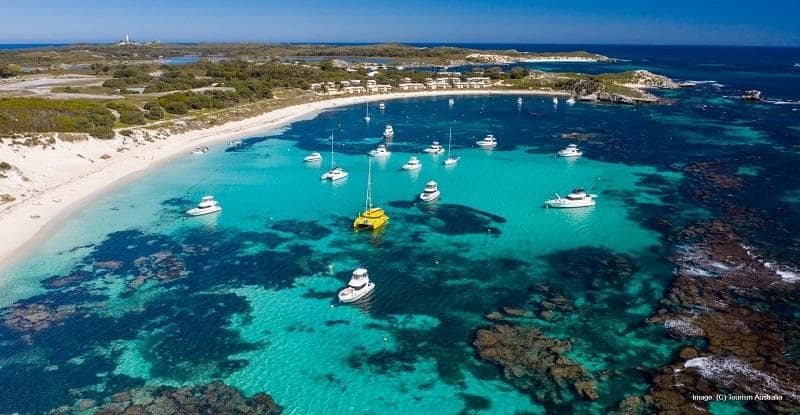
[444, 127, 460, 165]
[320, 133, 349, 181]
[353, 158, 389, 230]
[364, 101, 371, 123]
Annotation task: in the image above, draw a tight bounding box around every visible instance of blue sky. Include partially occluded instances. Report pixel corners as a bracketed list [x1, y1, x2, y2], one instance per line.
[1, 0, 798, 46]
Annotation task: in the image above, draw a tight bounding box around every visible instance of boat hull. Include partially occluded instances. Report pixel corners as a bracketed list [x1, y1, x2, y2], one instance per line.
[402, 164, 421, 171]
[420, 190, 440, 202]
[338, 283, 375, 303]
[544, 199, 595, 208]
[186, 206, 222, 216]
[321, 171, 348, 181]
[353, 208, 389, 230]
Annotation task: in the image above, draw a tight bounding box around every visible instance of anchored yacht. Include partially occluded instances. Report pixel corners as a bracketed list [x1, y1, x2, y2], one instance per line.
[476, 134, 498, 148]
[321, 133, 348, 181]
[353, 158, 389, 230]
[544, 188, 597, 208]
[304, 152, 323, 162]
[186, 196, 222, 216]
[419, 181, 441, 202]
[368, 144, 391, 157]
[338, 268, 376, 303]
[383, 125, 394, 139]
[402, 156, 422, 171]
[423, 141, 445, 154]
[444, 128, 460, 165]
[557, 144, 583, 158]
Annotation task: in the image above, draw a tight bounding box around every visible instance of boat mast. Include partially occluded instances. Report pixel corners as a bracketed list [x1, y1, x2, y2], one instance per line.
[448, 127, 452, 156]
[365, 157, 373, 211]
[329, 133, 335, 169]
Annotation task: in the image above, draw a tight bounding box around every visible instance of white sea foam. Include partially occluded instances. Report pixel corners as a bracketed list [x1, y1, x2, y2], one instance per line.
[766, 99, 800, 105]
[664, 316, 704, 336]
[685, 356, 800, 400]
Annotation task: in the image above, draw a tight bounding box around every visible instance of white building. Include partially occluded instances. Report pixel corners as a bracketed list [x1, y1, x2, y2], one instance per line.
[343, 86, 366, 94]
[367, 84, 392, 93]
[398, 83, 425, 91]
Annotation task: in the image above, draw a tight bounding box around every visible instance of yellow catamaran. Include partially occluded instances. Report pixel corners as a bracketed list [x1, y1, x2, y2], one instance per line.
[353, 157, 389, 230]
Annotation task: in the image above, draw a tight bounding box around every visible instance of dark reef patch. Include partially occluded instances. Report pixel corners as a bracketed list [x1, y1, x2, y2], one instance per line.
[269, 219, 332, 240]
[68, 381, 281, 415]
[139, 292, 256, 380]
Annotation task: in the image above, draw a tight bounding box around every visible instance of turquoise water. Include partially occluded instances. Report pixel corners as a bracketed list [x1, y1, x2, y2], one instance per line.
[1, 87, 798, 414]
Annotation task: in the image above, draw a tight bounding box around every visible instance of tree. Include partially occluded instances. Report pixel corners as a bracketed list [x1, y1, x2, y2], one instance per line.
[509, 67, 529, 79]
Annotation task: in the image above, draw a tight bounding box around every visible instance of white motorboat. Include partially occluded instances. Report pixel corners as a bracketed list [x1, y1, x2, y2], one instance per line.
[402, 156, 422, 171]
[304, 152, 323, 162]
[419, 181, 440, 202]
[544, 188, 597, 208]
[338, 268, 375, 303]
[423, 141, 445, 154]
[448, 98, 455, 107]
[557, 144, 583, 157]
[383, 125, 394, 138]
[368, 144, 391, 157]
[444, 127, 460, 165]
[321, 133, 348, 181]
[517, 97, 523, 104]
[191, 146, 208, 155]
[552, 97, 559, 105]
[379, 102, 385, 111]
[566, 97, 576, 105]
[476, 134, 498, 148]
[186, 196, 222, 216]
[228, 140, 243, 148]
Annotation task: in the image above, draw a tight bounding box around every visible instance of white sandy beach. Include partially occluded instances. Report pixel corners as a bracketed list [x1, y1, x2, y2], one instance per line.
[0, 89, 566, 272]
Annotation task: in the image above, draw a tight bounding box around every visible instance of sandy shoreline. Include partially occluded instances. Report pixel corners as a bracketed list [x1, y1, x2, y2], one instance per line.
[0, 89, 564, 272]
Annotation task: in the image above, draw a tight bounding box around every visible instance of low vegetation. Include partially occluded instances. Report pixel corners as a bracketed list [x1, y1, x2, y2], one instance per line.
[106, 101, 146, 125]
[0, 98, 116, 139]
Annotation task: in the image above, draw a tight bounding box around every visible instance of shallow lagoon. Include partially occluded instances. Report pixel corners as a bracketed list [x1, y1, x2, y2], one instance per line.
[1, 90, 798, 414]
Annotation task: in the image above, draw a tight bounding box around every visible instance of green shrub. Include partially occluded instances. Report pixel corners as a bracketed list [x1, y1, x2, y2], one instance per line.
[106, 101, 146, 125]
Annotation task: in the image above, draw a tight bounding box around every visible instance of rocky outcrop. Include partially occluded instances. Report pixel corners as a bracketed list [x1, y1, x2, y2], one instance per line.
[624, 70, 679, 89]
[645, 219, 800, 414]
[62, 382, 281, 415]
[473, 323, 598, 405]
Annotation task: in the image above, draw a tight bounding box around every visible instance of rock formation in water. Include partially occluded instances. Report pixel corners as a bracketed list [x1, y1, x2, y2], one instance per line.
[49, 381, 281, 415]
[645, 219, 800, 414]
[473, 323, 599, 405]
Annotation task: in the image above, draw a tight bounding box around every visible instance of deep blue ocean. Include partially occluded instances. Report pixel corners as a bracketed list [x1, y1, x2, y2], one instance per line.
[1, 45, 799, 414]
